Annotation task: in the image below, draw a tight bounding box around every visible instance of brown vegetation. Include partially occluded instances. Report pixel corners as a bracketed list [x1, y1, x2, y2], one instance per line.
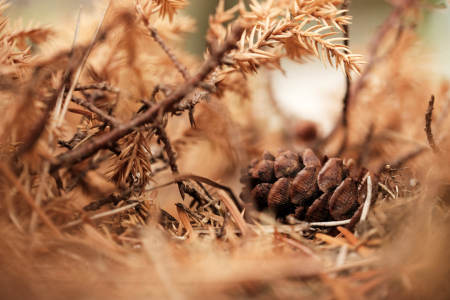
[0, 0, 450, 299]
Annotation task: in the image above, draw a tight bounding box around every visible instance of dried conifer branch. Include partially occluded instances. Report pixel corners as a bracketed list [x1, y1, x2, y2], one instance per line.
[106, 131, 152, 187]
[208, 0, 364, 78]
[291, 0, 351, 31]
[424, 95, 444, 158]
[49, 22, 245, 173]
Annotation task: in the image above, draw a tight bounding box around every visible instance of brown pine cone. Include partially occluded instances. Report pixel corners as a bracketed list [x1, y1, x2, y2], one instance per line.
[239, 149, 379, 228]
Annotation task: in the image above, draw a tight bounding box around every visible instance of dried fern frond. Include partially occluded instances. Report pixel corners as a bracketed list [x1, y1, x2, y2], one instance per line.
[106, 131, 153, 188]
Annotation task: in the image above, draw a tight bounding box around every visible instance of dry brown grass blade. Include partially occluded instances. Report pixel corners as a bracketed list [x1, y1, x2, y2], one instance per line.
[275, 233, 321, 261]
[337, 226, 372, 257]
[58, 1, 110, 128]
[176, 204, 198, 239]
[218, 190, 249, 237]
[315, 233, 352, 248]
[0, 161, 61, 236]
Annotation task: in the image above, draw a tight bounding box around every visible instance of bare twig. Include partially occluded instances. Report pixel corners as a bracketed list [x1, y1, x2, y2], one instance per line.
[136, 6, 191, 82]
[148, 26, 191, 82]
[83, 192, 130, 211]
[70, 95, 120, 128]
[73, 82, 120, 94]
[425, 95, 444, 158]
[50, 23, 244, 173]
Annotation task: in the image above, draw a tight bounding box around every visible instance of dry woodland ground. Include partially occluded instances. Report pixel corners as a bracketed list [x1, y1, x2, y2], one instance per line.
[0, 0, 450, 299]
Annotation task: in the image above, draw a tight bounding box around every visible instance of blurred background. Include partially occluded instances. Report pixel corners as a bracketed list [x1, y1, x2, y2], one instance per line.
[7, 0, 450, 135]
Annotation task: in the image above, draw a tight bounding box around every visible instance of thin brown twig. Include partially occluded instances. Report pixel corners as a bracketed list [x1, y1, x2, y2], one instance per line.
[136, 5, 191, 82]
[154, 123, 187, 198]
[155, 125, 178, 175]
[73, 82, 120, 94]
[148, 26, 191, 82]
[49, 22, 245, 173]
[70, 95, 120, 128]
[83, 192, 130, 211]
[424, 95, 444, 158]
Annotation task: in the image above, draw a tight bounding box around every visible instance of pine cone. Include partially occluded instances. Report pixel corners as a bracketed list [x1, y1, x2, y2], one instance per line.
[240, 149, 380, 229]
